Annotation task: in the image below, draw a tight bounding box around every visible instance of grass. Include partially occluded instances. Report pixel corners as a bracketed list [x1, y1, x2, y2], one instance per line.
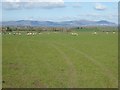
[2, 31, 118, 88]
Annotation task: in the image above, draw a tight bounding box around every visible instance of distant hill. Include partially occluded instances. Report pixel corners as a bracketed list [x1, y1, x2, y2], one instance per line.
[1, 20, 117, 27]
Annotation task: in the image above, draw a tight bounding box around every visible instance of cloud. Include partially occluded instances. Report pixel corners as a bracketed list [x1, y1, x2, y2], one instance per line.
[79, 13, 118, 18]
[3, 0, 63, 2]
[64, 0, 119, 2]
[2, 2, 22, 10]
[2, 0, 65, 10]
[3, 0, 20, 2]
[94, 3, 106, 10]
[24, 2, 65, 9]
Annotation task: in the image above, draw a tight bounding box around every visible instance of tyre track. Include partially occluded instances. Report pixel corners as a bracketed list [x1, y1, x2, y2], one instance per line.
[52, 41, 118, 87]
[50, 43, 79, 88]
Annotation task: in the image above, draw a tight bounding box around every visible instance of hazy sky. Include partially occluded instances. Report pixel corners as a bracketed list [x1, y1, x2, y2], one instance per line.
[1, 0, 118, 23]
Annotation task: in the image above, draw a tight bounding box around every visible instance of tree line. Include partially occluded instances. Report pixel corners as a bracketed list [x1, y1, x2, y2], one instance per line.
[2, 26, 83, 33]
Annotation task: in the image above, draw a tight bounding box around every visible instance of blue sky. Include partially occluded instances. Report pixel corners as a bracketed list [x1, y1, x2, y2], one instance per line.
[1, 1, 118, 23]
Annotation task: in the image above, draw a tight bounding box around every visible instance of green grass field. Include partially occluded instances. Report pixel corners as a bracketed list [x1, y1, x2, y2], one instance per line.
[2, 31, 118, 88]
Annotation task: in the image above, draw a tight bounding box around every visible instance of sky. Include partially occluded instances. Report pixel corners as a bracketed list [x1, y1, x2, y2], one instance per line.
[1, 0, 119, 23]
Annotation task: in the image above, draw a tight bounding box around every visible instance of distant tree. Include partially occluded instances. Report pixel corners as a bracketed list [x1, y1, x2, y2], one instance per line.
[6, 27, 12, 32]
[77, 27, 79, 29]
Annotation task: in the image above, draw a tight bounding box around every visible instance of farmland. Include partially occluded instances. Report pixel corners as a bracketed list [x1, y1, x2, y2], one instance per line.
[2, 27, 118, 88]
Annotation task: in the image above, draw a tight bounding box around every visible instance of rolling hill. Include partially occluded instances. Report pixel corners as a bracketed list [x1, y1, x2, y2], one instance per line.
[1, 20, 117, 27]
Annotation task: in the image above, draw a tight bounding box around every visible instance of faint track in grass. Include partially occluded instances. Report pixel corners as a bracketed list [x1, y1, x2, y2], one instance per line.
[52, 41, 118, 87]
[50, 43, 79, 88]
[14, 39, 48, 88]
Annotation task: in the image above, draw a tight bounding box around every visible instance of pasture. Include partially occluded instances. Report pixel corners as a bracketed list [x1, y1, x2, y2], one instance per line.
[2, 31, 118, 88]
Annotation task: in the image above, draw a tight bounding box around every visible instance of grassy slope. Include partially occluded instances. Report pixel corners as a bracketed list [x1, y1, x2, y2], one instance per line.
[2, 32, 118, 88]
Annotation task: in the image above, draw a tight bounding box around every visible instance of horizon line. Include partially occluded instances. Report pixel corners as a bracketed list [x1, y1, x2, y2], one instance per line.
[1, 19, 117, 23]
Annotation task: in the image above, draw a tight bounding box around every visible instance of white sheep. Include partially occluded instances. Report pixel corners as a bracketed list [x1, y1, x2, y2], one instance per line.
[32, 33, 35, 35]
[27, 32, 32, 35]
[18, 33, 21, 35]
[71, 33, 78, 36]
[8, 33, 11, 35]
[92, 32, 97, 35]
[106, 32, 108, 34]
[113, 32, 115, 34]
[27, 33, 29, 35]
[13, 33, 16, 35]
